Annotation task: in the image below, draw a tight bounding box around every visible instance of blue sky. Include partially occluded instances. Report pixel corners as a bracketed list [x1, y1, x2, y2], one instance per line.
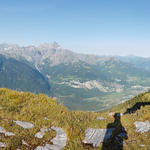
[0, 0, 150, 57]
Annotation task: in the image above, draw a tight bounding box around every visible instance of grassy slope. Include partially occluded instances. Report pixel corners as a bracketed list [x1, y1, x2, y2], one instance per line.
[0, 88, 150, 149]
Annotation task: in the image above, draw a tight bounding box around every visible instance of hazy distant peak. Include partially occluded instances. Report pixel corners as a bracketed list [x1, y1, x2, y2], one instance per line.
[38, 42, 61, 50]
[51, 41, 61, 49]
[0, 43, 19, 50]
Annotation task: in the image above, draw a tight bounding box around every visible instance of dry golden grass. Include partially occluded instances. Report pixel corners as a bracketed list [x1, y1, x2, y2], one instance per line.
[0, 88, 150, 149]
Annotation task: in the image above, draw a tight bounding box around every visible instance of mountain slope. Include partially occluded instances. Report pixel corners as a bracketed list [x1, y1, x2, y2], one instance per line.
[117, 55, 150, 71]
[1, 43, 150, 111]
[0, 54, 50, 94]
[0, 88, 150, 149]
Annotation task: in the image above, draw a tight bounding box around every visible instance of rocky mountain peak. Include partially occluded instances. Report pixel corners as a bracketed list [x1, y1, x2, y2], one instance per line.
[38, 41, 61, 50]
[51, 41, 61, 49]
[0, 43, 19, 50]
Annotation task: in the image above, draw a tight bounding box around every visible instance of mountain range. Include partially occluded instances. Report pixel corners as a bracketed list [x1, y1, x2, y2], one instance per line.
[0, 54, 50, 94]
[0, 42, 150, 111]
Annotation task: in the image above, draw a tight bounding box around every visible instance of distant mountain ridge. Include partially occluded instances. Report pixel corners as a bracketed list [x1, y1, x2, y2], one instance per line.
[0, 54, 50, 94]
[0, 42, 150, 111]
[0, 42, 118, 67]
[117, 55, 150, 71]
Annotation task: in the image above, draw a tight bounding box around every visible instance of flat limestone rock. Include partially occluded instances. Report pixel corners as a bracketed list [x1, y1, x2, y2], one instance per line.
[35, 128, 51, 139]
[96, 117, 106, 120]
[34, 146, 49, 150]
[44, 117, 50, 120]
[0, 126, 15, 136]
[83, 128, 115, 147]
[35, 131, 45, 139]
[34, 126, 67, 150]
[14, 120, 34, 129]
[22, 140, 29, 146]
[134, 121, 150, 133]
[0, 142, 6, 147]
[51, 126, 67, 147]
[139, 144, 145, 147]
[44, 144, 63, 150]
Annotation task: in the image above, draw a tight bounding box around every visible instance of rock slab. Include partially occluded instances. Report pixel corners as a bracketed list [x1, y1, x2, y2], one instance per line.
[34, 126, 67, 150]
[134, 121, 150, 133]
[0, 126, 15, 136]
[14, 120, 34, 129]
[35, 128, 51, 139]
[0, 142, 6, 147]
[96, 117, 106, 120]
[83, 128, 115, 147]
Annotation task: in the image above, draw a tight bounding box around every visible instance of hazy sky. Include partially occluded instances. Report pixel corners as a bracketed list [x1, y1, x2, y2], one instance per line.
[0, 0, 150, 57]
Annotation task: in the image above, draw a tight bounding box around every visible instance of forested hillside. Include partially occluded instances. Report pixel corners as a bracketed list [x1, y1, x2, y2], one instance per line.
[0, 54, 50, 94]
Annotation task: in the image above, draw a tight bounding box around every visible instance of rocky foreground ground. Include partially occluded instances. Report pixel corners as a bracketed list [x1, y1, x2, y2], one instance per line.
[0, 88, 150, 149]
